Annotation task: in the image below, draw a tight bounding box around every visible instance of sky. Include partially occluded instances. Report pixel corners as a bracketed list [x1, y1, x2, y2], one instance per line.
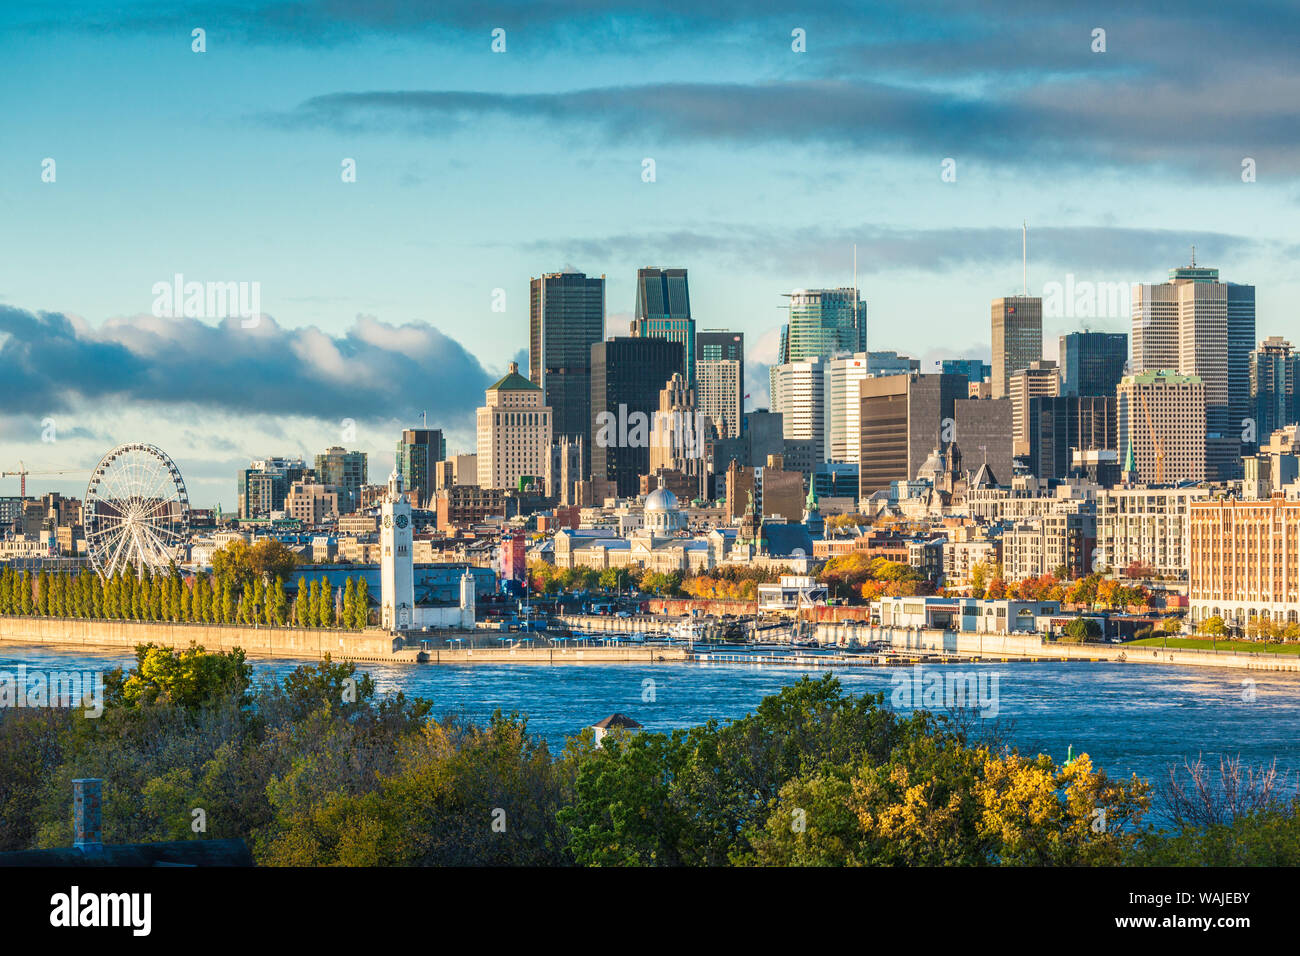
[1, 0, 1298, 507]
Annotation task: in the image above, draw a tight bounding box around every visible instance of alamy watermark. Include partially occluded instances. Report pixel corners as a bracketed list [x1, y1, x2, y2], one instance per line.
[1042, 276, 1134, 320]
[0, 665, 105, 717]
[890, 664, 1000, 718]
[151, 274, 261, 327]
[595, 405, 708, 454]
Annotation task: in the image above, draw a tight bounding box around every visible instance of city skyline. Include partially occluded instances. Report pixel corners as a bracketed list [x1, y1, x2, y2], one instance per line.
[3, 1, 1300, 506]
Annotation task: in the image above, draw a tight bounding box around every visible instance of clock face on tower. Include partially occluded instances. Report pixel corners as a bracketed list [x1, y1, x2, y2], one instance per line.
[396, 514, 409, 529]
[383, 514, 392, 528]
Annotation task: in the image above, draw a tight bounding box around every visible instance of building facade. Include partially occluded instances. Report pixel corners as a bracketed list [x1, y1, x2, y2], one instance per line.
[1117, 371, 1207, 484]
[530, 271, 605, 461]
[990, 295, 1043, 399]
[778, 288, 867, 364]
[631, 267, 694, 385]
[1189, 497, 1300, 628]
[477, 362, 552, 492]
[590, 336, 685, 498]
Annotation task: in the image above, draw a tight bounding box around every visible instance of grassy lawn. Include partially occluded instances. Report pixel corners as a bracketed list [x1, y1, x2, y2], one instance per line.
[1126, 636, 1300, 655]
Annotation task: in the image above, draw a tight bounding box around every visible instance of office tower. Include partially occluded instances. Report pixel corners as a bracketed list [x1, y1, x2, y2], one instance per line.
[857, 372, 970, 496]
[1131, 259, 1253, 479]
[476, 362, 552, 492]
[529, 271, 605, 463]
[590, 336, 685, 498]
[825, 353, 870, 464]
[990, 295, 1043, 399]
[313, 446, 368, 514]
[237, 457, 309, 519]
[1117, 371, 1206, 483]
[940, 359, 992, 385]
[770, 357, 827, 464]
[394, 428, 445, 508]
[953, 396, 1014, 486]
[1059, 331, 1128, 398]
[711, 410, 786, 493]
[696, 330, 743, 436]
[1227, 283, 1256, 437]
[1008, 360, 1059, 457]
[778, 288, 867, 364]
[648, 372, 709, 497]
[1027, 395, 1117, 481]
[549, 437, 586, 506]
[1251, 336, 1300, 440]
[631, 268, 694, 385]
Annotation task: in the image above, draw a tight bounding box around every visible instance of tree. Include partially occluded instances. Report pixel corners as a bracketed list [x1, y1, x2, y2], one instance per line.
[270, 576, 289, 626]
[354, 579, 370, 628]
[343, 578, 357, 630]
[1201, 616, 1229, 636]
[1060, 617, 1102, 643]
[295, 576, 311, 627]
[317, 578, 335, 628]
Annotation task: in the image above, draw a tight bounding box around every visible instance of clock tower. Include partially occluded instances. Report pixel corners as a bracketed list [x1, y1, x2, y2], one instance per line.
[380, 465, 415, 630]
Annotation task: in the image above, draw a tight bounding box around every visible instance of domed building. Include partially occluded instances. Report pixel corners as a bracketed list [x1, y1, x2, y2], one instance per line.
[643, 477, 688, 534]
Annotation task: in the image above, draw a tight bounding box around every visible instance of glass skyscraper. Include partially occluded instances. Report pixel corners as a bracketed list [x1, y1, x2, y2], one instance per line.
[529, 271, 605, 462]
[778, 288, 867, 364]
[631, 268, 695, 386]
[1058, 331, 1128, 398]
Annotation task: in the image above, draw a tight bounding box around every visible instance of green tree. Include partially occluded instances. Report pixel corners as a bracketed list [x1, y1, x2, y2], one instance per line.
[342, 578, 357, 630]
[354, 579, 369, 628]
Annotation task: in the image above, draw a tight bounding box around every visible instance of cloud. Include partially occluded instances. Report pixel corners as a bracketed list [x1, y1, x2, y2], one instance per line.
[0, 306, 494, 427]
[514, 225, 1285, 279]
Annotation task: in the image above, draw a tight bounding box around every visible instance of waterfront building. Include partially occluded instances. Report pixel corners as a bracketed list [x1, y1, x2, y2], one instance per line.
[477, 362, 553, 492]
[1188, 496, 1300, 628]
[530, 271, 605, 459]
[991, 295, 1043, 399]
[1096, 484, 1212, 580]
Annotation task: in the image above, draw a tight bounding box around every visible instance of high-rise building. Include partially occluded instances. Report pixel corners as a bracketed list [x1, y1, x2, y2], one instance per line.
[394, 429, 445, 509]
[1117, 371, 1206, 483]
[313, 446, 368, 514]
[648, 372, 708, 497]
[825, 353, 870, 464]
[990, 296, 1043, 399]
[696, 330, 744, 438]
[1008, 360, 1059, 457]
[477, 362, 552, 492]
[1189, 497, 1300, 628]
[237, 457, 309, 519]
[857, 373, 971, 496]
[954, 396, 1014, 486]
[770, 357, 827, 464]
[590, 336, 685, 498]
[1251, 336, 1300, 441]
[529, 271, 605, 461]
[1027, 395, 1117, 481]
[778, 288, 867, 364]
[1131, 260, 1255, 478]
[631, 268, 694, 385]
[1059, 331, 1128, 398]
[867, 351, 920, 375]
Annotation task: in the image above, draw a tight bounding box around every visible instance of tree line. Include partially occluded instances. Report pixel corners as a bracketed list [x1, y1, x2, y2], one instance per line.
[2, 650, 1296, 866]
[0, 565, 370, 630]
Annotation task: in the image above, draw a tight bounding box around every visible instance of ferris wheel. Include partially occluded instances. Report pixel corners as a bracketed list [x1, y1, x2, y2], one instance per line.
[84, 442, 190, 578]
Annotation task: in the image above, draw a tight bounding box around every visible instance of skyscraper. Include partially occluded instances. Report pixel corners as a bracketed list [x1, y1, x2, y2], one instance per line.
[778, 288, 867, 364]
[1251, 336, 1300, 441]
[529, 271, 605, 461]
[1131, 259, 1254, 479]
[769, 357, 827, 464]
[394, 429, 445, 508]
[1058, 331, 1128, 398]
[590, 336, 685, 498]
[631, 268, 694, 385]
[696, 330, 744, 438]
[990, 296, 1043, 399]
[1117, 371, 1206, 483]
[857, 372, 972, 496]
[825, 352, 870, 464]
[1008, 360, 1059, 458]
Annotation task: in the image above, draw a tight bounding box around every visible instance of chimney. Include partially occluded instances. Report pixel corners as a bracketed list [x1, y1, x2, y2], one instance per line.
[72, 778, 103, 850]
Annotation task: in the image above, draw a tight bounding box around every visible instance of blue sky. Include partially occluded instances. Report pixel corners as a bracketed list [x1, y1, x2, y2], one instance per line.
[1, 1, 1298, 506]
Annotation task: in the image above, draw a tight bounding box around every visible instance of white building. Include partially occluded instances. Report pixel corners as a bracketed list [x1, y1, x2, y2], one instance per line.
[770, 356, 826, 463]
[697, 358, 742, 439]
[825, 352, 869, 465]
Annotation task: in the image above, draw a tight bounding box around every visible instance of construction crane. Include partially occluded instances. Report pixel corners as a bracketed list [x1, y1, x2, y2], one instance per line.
[1, 461, 82, 498]
[1138, 390, 1165, 484]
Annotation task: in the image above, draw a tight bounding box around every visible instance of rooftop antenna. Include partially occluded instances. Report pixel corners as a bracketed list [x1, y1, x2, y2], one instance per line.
[1191, 244, 1196, 267]
[1022, 221, 1028, 296]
